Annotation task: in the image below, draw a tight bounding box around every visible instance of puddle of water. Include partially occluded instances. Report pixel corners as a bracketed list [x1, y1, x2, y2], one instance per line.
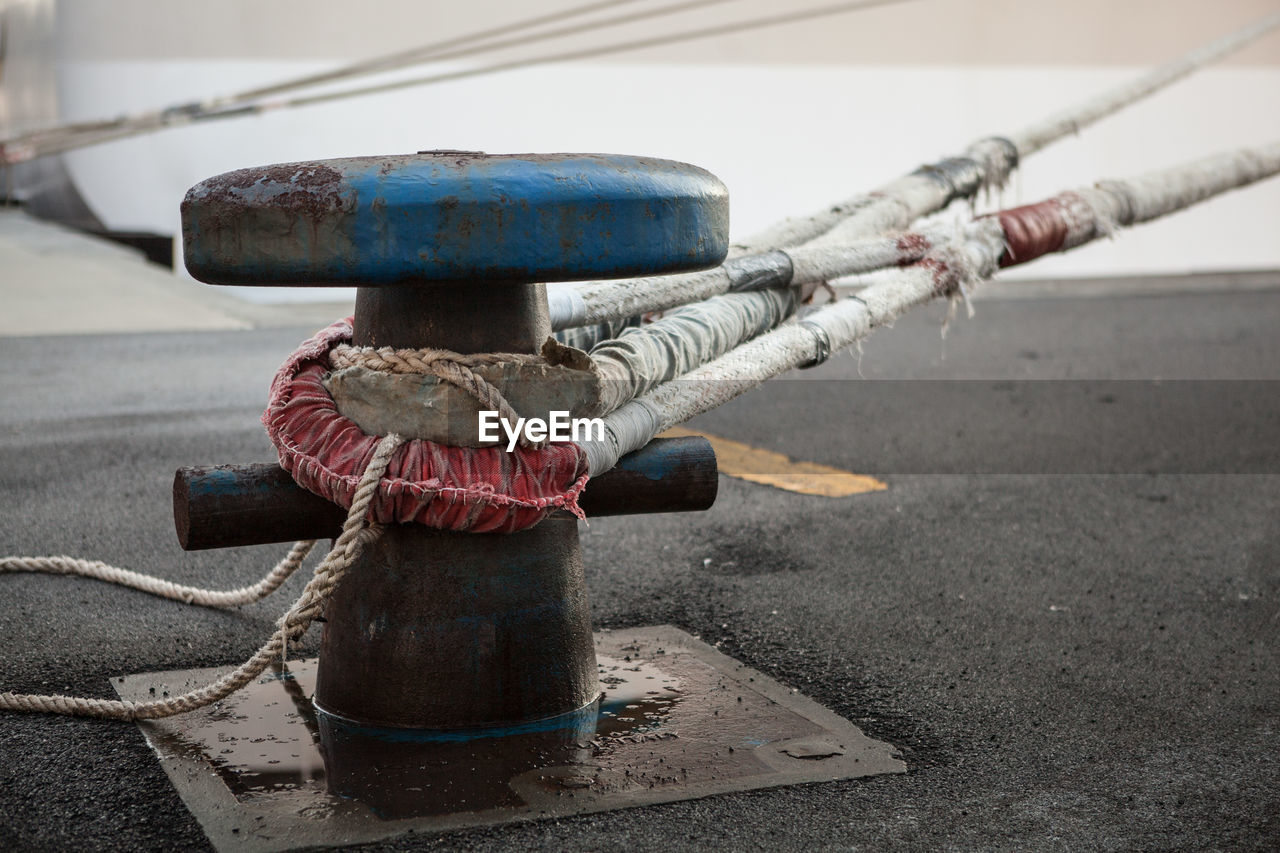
[146, 669, 320, 801]
[147, 654, 684, 820]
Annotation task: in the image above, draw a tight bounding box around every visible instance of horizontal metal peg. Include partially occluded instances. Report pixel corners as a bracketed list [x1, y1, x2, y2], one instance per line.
[174, 436, 718, 550]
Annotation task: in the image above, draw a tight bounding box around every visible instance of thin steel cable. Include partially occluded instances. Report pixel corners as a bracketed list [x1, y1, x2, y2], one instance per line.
[1, 0, 922, 163]
[2, 0, 653, 149]
[228, 0, 659, 104]
[281, 0, 921, 109]
[1, 0, 744, 162]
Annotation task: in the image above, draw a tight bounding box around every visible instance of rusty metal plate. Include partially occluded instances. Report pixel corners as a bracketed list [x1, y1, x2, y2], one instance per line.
[115, 626, 904, 852]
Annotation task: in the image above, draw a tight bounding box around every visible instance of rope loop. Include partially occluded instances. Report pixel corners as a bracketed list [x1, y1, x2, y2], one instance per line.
[330, 343, 543, 447]
[267, 318, 589, 534]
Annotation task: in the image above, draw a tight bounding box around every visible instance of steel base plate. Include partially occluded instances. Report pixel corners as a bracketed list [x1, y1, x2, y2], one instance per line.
[116, 626, 905, 852]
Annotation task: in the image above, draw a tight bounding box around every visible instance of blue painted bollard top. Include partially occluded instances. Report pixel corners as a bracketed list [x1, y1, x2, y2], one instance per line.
[182, 151, 730, 286]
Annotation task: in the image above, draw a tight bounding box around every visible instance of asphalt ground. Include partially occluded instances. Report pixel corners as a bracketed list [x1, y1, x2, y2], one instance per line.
[1, 283, 1278, 851]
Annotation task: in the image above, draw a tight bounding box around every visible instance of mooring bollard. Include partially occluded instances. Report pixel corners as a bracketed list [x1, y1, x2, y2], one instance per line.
[178, 151, 729, 730]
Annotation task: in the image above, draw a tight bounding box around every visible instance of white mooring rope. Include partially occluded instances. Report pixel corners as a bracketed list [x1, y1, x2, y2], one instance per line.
[0, 540, 317, 608]
[580, 141, 1280, 475]
[0, 434, 404, 720]
[547, 11, 1280, 332]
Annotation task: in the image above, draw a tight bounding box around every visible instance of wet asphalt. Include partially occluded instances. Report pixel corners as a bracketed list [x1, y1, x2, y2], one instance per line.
[1, 284, 1277, 851]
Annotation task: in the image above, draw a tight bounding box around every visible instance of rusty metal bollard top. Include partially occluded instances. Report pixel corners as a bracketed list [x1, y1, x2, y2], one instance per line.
[181, 150, 729, 286]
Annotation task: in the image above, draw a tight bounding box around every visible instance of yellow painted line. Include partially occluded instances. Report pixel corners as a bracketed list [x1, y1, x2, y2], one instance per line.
[660, 428, 887, 498]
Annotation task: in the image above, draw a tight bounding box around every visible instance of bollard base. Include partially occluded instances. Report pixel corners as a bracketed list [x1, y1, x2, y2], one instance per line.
[116, 626, 905, 853]
[315, 516, 598, 729]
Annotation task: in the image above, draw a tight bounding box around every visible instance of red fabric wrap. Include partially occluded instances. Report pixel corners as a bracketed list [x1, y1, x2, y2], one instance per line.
[992, 199, 1071, 268]
[264, 318, 589, 533]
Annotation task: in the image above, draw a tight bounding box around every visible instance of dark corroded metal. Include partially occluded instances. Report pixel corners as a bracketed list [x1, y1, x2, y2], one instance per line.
[173, 436, 718, 551]
[315, 515, 596, 728]
[724, 250, 793, 292]
[181, 152, 729, 286]
[353, 282, 552, 352]
[314, 270, 602, 728]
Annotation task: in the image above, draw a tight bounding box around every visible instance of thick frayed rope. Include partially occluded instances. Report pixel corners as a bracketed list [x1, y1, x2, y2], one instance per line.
[0, 540, 316, 608]
[590, 288, 797, 416]
[0, 434, 403, 720]
[1009, 13, 1280, 158]
[992, 143, 1280, 268]
[550, 229, 946, 348]
[545, 15, 1279, 335]
[584, 140, 1280, 474]
[750, 15, 1280, 254]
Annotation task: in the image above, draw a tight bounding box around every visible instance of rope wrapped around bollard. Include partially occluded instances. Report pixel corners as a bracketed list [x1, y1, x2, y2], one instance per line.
[267, 317, 589, 533]
[0, 321, 589, 719]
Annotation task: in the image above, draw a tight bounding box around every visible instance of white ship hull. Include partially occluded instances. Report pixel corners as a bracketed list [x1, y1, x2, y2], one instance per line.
[4, 0, 1280, 284]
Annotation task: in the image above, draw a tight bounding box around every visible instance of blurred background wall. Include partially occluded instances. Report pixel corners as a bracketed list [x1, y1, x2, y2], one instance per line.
[3, 0, 1279, 294]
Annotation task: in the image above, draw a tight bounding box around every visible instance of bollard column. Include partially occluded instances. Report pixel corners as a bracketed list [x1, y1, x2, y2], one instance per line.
[180, 151, 729, 730]
[321, 281, 593, 727]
